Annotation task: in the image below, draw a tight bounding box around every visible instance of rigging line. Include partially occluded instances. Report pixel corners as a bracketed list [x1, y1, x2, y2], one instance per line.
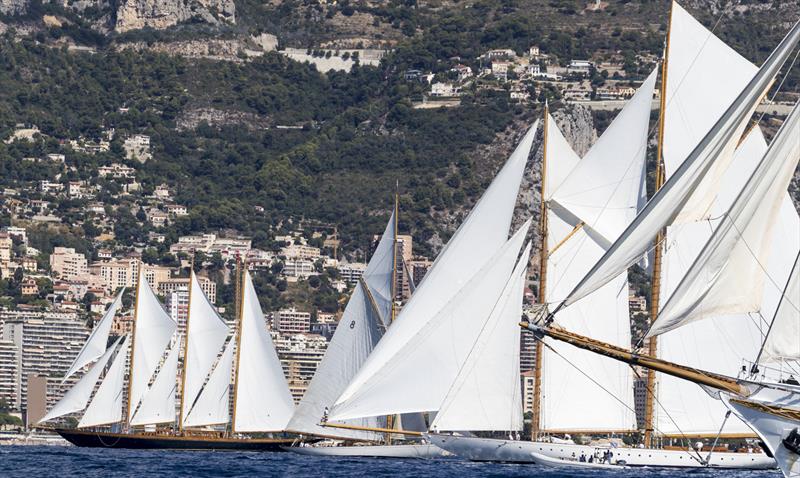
[628, 365, 707, 465]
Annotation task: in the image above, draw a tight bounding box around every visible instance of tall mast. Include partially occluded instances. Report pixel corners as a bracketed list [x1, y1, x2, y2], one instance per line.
[385, 189, 400, 444]
[231, 257, 245, 434]
[644, 0, 674, 449]
[125, 261, 143, 428]
[177, 258, 196, 433]
[531, 102, 549, 441]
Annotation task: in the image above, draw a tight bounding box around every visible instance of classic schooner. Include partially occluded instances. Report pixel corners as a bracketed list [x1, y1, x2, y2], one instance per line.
[39, 265, 298, 450]
[521, 7, 800, 476]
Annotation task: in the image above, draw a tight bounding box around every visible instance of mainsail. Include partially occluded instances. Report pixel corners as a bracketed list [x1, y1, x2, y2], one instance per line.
[181, 271, 229, 426]
[330, 122, 537, 420]
[130, 338, 181, 426]
[287, 211, 396, 440]
[330, 220, 531, 421]
[539, 70, 655, 432]
[233, 270, 295, 432]
[129, 273, 177, 421]
[560, 19, 800, 307]
[430, 242, 531, 432]
[79, 336, 130, 428]
[39, 337, 123, 423]
[62, 290, 123, 382]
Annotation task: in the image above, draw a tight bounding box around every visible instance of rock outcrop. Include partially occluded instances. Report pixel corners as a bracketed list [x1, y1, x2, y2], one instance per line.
[114, 0, 235, 33]
[0, 0, 28, 15]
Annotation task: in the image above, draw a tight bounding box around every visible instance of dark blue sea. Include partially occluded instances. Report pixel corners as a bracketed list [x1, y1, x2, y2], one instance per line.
[0, 446, 783, 477]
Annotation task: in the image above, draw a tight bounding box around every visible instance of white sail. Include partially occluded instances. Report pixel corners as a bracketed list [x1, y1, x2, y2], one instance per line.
[130, 338, 180, 426]
[540, 90, 650, 431]
[652, 102, 800, 336]
[544, 112, 581, 198]
[184, 337, 235, 427]
[287, 212, 396, 440]
[62, 290, 123, 382]
[332, 123, 537, 417]
[662, 1, 758, 177]
[233, 270, 295, 432]
[39, 337, 123, 423]
[548, 67, 657, 246]
[561, 21, 800, 307]
[78, 336, 130, 428]
[181, 272, 229, 425]
[330, 220, 531, 422]
[655, 129, 774, 437]
[431, 242, 530, 432]
[129, 273, 177, 421]
[760, 248, 800, 363]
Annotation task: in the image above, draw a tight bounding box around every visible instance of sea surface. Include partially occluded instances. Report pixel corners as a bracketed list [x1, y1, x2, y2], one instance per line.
[0, 446, 783, 478]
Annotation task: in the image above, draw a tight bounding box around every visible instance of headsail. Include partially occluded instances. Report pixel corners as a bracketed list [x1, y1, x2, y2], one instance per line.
[759, 247, 800, 363]
[184, 338, 235, 427]
[233, 270, 295, 432]
[130, 338, 180, 426]
[287, 211, 396, 440]
[560, 20, 800, 308]
[181, 271, 229, 426]
[651, 101, 800, 336]
[78, 336, 130, 428]
[62, 290, 123, 382]
[430, 242, 531, 432]
[331, 122, 537, 419]
[129, 273, 177, 421]
[329, 220, 531, 421]
[39, 337, 123, 423]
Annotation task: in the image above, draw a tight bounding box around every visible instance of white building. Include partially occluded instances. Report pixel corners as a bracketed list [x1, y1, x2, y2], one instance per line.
[50, 247, 89, 281]
[431, 82, 459, 97]
[273, 308, 311, 334]
[123, 135, 152, 163]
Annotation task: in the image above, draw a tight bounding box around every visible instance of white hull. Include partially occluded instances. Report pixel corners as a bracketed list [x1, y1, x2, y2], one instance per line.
[428, 434, 775, 469]
[285, 443, 450, 459]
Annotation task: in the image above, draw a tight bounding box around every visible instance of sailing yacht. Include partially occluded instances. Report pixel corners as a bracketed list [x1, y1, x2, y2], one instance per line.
[431, 2, 791, 468]
[520, 10, 800, 477]
[285, 202, 447, 458]
[316, 122, 538, 446]
[38, 266, 297, 450]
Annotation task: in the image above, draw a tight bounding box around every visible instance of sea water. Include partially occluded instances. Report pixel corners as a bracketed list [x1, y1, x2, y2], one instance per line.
[0, 446, 782, 477]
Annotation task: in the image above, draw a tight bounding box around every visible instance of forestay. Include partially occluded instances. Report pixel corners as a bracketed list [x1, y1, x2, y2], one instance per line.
[129, 274, 177, 421]
[233, 270, 295, 432]
[79, 336, 130, 428]
[181, 272, 229, 425]
[760, 249, 800, 363]
[39, 337, 123, 423]
[652, 102, 800, 336]
[330, 221, 530, 421]
[430, 242, 530, 432]
[287, 212, 396, 440]
[131, 339, 180, 426]
[62, 290, 123, 382]
[560, 20, 800, 308]
[331, 124, 537, 414]
[185, 338, 235, 427]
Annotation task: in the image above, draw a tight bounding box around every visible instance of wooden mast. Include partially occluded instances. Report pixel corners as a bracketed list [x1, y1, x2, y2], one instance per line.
[177, 258, 196, 433]
[125, 261, 143, 429]
[231, 257, 245, 435]
[644, 0, 674, 449]
[531, 102, 549, 441]
[385, 189, 400, 445]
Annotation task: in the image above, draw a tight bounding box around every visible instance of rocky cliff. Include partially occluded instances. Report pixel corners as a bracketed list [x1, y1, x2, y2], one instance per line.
[115, 0, 235, 32]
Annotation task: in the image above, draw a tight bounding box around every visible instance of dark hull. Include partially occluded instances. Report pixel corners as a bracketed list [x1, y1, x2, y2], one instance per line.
[55, 428, 294, 451]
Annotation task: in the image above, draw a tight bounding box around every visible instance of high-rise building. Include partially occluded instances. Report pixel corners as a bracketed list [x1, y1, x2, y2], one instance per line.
[272, 332, 327, 403]
[633, 370, 649, 430]
[0, 339, 20, 410]
[273, 308, 311, 334]
[0, 310, 89, 413]
[519, 329, 537, 373]
[521, 370, 535, 414]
